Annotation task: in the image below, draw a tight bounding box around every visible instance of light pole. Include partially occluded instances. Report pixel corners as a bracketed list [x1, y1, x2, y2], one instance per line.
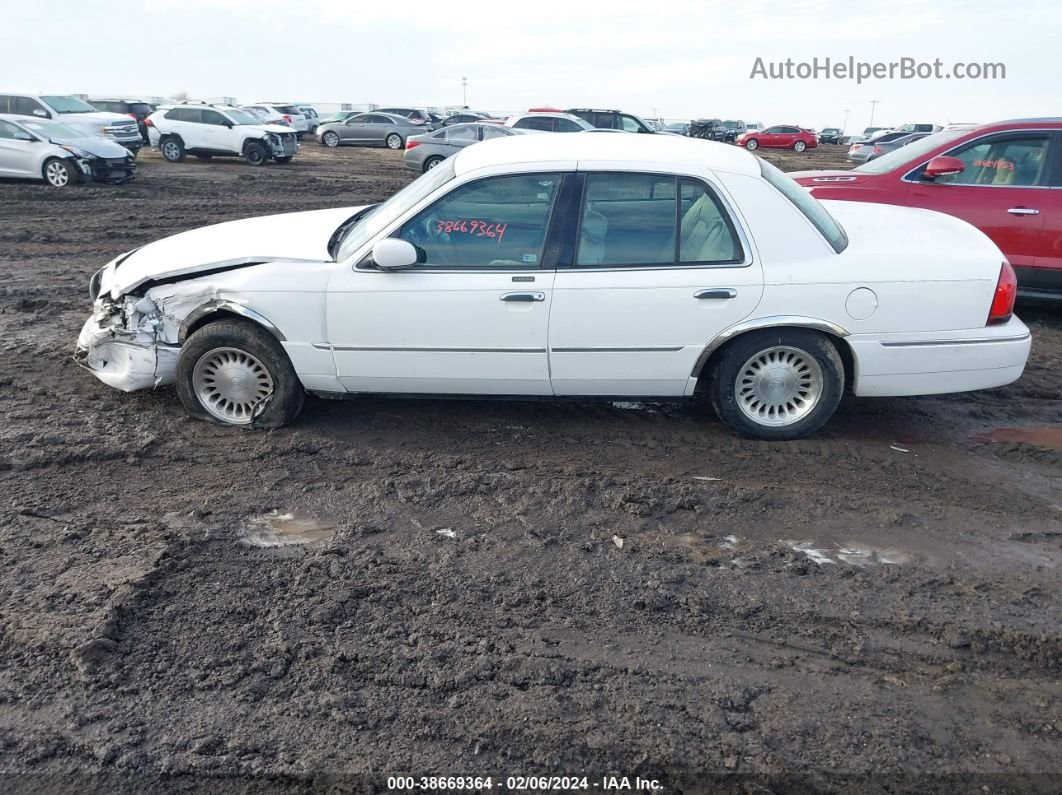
[461, 77, 468, 108]
[842, 108, 850, 135]
[869, 99, 879, 127]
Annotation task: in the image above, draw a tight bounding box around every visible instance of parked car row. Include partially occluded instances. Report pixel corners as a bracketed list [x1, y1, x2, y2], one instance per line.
[0, 113, 136, 186]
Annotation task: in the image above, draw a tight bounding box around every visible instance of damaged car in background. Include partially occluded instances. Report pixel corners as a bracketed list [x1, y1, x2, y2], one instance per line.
[0, 114, 136, 186]
[77, 134, 1030, 440]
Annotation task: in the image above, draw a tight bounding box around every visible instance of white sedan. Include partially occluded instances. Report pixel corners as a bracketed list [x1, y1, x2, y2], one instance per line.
[76, 134, 1030, 440]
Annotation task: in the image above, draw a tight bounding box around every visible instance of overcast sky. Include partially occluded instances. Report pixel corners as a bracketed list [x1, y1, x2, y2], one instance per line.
[3, 0, 1057, 133]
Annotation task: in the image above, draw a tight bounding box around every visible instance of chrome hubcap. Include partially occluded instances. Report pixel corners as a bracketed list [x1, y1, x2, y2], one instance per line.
[735, 346, 823, 427]
[46, 162, 68, 185]
[387, 135, 401, 149]
[324, 133, 338, 147]
[192, 347, 274, 425]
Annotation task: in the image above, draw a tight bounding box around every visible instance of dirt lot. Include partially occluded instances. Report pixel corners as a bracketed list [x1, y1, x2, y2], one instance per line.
[0, 140, 1060, 794]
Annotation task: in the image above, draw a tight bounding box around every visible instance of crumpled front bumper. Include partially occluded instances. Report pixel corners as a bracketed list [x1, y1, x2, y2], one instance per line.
[75, 311, 177, 393]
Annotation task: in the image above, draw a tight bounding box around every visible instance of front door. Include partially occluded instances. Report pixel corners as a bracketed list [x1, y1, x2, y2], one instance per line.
[549, 171, 764, 396]
[905, 131, 1053, 268]
[326, 171, 565, 394]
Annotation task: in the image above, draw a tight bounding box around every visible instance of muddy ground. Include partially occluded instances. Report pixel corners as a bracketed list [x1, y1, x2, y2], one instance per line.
[0, 140, 1060, 794]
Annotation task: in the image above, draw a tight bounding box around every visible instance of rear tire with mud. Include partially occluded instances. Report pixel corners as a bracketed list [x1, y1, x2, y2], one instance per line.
[176, 319, 304, 429]
[706, 329, 844, 441]
[160, 136, 185, 162]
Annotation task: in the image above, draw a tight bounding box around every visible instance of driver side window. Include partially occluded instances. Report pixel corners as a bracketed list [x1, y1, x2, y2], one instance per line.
[936, 135, 1050, 187]
[398, 173, 562, 268]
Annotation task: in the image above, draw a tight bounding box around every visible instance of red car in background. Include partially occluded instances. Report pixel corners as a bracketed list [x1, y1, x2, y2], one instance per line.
[790, 118, 1062, 300]
[736, 125, 818, 152]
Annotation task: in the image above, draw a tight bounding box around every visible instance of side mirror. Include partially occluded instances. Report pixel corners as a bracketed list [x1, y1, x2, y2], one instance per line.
[33, 108, 47, 118]
[372, 238, 419, 271]
[13, 131, 34, 142]
[923, 156, 966, 179]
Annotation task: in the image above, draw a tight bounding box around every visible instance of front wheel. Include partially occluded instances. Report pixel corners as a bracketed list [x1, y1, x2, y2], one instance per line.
[706, 329, 844, 440]
[175, 320, 304, 428]
[42, 158, 77, 187]
[244, 141, 267, 165]
[385, 133, 403, 150]
[794, 140, 807, 152]
[321, 131, 340, 148]
[745, 139, 758, 150]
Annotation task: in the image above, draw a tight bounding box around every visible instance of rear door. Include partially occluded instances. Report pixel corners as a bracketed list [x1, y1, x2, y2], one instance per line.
[0, 120, 36, 177]
[548, 170, 763, 396]
[905, 131, 1052, 269]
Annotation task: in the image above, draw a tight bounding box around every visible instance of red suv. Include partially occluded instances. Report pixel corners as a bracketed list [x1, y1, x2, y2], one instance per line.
[736, 125, 817, 152]
[791, 119, 1062, 299]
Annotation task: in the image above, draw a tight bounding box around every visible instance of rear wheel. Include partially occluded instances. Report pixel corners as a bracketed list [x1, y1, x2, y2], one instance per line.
[322, 131, 340, 148]
[385, 133, 403, 150]
[706, 329, 844, 440]
[745, 138, 759, 150]
[176, 320, 304, 428]
[244, 141, 267, 166]
[42, 158, 76, 187]
[794, 140, 807, 152]
[160, 136, 185, 162]
[422, 155, 444, 172]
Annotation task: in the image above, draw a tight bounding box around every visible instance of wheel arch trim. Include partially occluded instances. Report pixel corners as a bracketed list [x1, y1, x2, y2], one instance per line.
[178, 300, 287, 344]
[690, 315, 850, 377]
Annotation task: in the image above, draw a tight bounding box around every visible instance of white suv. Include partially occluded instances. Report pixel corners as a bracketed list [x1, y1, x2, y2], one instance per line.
[146, 104, 299, 165]
[248, 103, 309, 137]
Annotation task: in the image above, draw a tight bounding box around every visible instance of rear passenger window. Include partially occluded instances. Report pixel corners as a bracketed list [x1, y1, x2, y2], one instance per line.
[398, 173, 561, 268]
[576, 173, 742, 267]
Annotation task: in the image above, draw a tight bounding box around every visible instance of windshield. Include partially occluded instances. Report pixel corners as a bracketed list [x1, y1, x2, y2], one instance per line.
[337, 158, 456, 261]
[760, 159, 848, 253]
[226, 109, 264, 125]
[21, 119, 85, 139]
[723, 121, 742, 129]
[853, 129, 967, 175]
[41, 95, 98, 113]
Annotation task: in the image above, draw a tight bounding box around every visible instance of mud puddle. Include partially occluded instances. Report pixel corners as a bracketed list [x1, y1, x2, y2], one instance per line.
[971, 425, 1062, 450]
[239, 511, 338, 548]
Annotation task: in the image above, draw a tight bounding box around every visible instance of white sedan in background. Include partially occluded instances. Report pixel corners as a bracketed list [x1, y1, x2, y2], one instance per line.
[76, 134, 1029, 440]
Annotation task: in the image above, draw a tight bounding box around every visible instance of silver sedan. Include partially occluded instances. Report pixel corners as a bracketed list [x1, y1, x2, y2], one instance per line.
[846, 132, 929, 163]
[402, 123, 527, 172]
[318, 112, 420, 150]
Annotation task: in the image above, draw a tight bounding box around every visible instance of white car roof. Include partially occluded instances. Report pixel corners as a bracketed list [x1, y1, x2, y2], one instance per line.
[452, 132, 762, 177]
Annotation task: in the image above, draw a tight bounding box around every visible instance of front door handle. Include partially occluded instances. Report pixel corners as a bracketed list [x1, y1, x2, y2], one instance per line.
[1007, 207, 1040, 216]
[500, 291, 545, 302]
[694, 288, 737, 300]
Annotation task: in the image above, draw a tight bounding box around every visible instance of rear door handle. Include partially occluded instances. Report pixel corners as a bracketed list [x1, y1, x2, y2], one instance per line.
[694, 288, 737, 300]
[500, 291, 545, 302]
[1007, 207, 1040, 216]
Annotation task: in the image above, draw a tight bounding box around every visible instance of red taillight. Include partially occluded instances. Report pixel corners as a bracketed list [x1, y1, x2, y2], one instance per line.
[872, 146, 882, 154]
[987, 261, 1017, 325]
[283, 114, 292, 123]
[405, 140, 420, 149]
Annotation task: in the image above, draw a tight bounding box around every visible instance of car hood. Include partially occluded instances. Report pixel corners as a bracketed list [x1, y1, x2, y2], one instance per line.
[50, 135, 130, 158]
[258, 123, 295, 134]
[101, 207, 367, 299]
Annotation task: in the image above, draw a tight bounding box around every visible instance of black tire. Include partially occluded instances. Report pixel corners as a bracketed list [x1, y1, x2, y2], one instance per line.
[321, 131, 340, 148]
[42, 157, 77, 187]
[160, 136, 185, 162]
[745, 139, 758, 150]
[706, 329, 844, 441]
[244, 141, 267, 166]
[385, 133, 403, 150]
[194, 154, 213, 160]
[275, 156, 293, 164]
[422, 155, 444, 172]
[175, 319, 304, 429]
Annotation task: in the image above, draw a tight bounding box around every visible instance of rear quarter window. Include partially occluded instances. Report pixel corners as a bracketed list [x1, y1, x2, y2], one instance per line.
[759, 159, 848, 253]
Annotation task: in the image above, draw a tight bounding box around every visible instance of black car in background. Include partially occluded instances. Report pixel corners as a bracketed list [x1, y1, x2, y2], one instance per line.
[689, 118, 727, 141]
[721, 119, 746, 142]
[89, 99, 155, 143]
[818, 127, 844, 144]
